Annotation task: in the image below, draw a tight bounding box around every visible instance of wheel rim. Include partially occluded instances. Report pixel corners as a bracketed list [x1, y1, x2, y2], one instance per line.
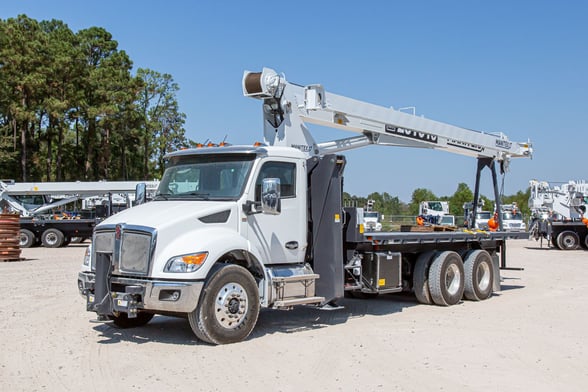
[476, 262, 491, 291]
[19, 233, 29, 246]
[562, 233, 578, 249]
[445, 263, 462, 296]
[45, 233, 58, 246]
[214, 282, 248, 329]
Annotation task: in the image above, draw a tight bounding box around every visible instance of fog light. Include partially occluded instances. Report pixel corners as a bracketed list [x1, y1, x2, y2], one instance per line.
[159, 290, 181, 302]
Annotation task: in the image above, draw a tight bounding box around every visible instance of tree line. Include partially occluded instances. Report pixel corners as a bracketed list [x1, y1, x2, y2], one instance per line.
[1, 15, 531, 216]
[0, 15, 193, 182]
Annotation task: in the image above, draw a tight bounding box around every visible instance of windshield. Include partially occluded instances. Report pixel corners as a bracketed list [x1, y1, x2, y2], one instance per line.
[426, 201, 444, 212]
[156, 154, 255, 201]
[477, 212, 491, 220]
[364, 212, 379, 219]
[502, 212, 523, 220]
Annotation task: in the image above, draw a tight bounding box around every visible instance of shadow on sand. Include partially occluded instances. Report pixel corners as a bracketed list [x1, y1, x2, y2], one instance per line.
[91, 292, 421, 345]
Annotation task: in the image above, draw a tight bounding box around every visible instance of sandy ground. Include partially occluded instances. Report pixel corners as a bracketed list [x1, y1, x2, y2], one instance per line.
[1, 239, 587, 392]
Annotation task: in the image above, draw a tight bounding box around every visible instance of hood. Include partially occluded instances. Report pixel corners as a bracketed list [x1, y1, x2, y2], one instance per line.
[97, 200, 235, 231]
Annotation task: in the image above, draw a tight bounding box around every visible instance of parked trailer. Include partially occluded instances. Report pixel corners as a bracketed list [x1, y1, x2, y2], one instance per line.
[19, 217, 97, 248]
[78, 67, 532, 344]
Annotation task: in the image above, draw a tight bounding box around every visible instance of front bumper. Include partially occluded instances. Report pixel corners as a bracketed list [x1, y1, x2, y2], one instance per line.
[78, 271, 204, 314]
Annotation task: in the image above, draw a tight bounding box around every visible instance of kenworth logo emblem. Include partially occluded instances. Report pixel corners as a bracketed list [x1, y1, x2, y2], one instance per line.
[385, 124, 438, 144]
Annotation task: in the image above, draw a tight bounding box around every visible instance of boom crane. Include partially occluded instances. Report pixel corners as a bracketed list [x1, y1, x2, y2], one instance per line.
[243, 67, 532, 229]
[78, 67, 534, 345]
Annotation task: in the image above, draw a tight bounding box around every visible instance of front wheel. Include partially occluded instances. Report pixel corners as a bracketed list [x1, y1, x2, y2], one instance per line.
[188, 264, 260, 345]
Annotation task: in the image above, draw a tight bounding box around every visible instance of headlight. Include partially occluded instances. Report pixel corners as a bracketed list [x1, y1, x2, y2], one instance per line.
[164, 252, 208, 273]
[82, 245, 92, 267]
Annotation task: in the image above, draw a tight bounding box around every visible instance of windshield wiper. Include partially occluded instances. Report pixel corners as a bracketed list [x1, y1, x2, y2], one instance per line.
[184, 192, 210, 200]
[153, 193, 171, 200]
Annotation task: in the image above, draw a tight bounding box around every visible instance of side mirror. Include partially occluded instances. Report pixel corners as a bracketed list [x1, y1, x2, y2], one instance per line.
[261, 178, 281, 215]
[134, 183, 147, 206]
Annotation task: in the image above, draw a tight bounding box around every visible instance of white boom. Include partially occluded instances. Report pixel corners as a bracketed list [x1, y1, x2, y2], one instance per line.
[243, 67, 532, 166]
[0, 180, 159, 217]
[1, 180, 159, 196]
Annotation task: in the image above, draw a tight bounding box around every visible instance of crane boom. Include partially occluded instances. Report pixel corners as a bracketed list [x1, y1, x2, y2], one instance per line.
[243, 67, 532, 165]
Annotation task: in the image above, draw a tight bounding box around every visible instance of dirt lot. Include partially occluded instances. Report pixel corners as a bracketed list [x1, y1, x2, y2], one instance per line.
[1, 239, 587, 391]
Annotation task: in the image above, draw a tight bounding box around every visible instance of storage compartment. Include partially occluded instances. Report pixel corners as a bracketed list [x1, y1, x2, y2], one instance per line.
[362, 252, 402, 292]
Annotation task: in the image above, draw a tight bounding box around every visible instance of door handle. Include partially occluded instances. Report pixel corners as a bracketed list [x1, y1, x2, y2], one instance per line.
[285, 241, 298, 250]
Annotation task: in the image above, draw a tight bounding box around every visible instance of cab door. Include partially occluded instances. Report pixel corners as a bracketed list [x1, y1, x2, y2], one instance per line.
[244, 158, 307, 265]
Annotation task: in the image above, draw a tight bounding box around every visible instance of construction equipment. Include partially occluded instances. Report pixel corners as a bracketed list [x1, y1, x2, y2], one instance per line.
[1, 180, 158, 248]
[528, 179, 588, 249]
[78, 67, 532, 344]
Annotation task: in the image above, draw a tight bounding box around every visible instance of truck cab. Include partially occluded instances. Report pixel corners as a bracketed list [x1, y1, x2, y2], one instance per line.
[79, 145, 323, 344]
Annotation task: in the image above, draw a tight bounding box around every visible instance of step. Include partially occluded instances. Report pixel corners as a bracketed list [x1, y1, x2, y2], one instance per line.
[271, 274, 320, 283]
[272, 296, 325, 308]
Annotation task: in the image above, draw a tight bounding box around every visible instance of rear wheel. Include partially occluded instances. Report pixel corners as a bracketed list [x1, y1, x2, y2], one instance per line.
[413, 251, 436, 304]
[556, 230, 579, 250]
[188, 264, 260, 345]
[463, 250, 494, 301]
[41, 228, 65, 248]
[428, 251, 464, 306]
[19, 229, 36, 248]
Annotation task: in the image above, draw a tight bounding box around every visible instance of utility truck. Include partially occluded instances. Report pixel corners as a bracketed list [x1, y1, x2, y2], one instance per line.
[498, 203, 526, 232]
[463, 201, 492, 230]
[528, 179, 588, 249]
[78, 67, 532, 344]
[418, 201, 452, 225]
[363, 200, 382, 231]
[1, 180, 157, 248]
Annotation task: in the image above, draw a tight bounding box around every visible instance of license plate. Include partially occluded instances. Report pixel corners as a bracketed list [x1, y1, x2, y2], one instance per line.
[117, 299, 128, 307]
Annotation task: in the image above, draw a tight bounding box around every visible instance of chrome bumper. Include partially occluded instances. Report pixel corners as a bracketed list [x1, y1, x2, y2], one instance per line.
[78, 271, 204, 313]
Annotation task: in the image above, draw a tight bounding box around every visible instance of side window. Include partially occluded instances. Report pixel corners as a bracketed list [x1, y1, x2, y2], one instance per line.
[255, 161, 296, 201]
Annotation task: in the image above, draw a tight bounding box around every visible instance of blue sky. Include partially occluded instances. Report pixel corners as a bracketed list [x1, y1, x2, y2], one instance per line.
[2, 1, 586, 202]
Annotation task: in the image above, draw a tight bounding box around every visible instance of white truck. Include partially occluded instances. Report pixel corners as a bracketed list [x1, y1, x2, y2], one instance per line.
[78, 67, 532, 344]
[418, 201, 453, 225]
[498, 203, 526, 232]
[463, 201, 492, 230]
[363, 200, 382, 231]
[528, 179, 588, 249]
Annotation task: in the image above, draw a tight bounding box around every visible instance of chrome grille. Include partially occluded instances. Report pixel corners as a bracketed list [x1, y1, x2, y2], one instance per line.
[92, 225, 156, 276]
[120, 231, 152, 274]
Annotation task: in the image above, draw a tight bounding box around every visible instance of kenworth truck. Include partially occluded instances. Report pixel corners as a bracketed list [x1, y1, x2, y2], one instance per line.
[78, 68, 532, 344]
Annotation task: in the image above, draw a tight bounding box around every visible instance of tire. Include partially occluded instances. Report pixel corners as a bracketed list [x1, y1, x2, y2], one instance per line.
[583, 234, 588, 250]
[463, 250, 494, 301]
[19, 229, 36, 248]
[551, 235, 559, 249]
[556, 230, 579, 250]
[41, 228, 65, 248]
[428, 251, 465, 306]
[188, 264, 260, 345]
[109, 312, 154, 328]
[413, 250, 436, 304]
